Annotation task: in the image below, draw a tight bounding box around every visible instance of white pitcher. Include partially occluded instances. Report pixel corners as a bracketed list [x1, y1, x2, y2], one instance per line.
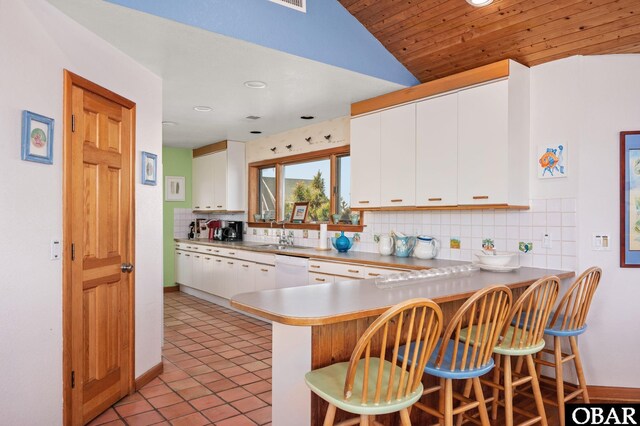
[414, 235, 439, 259]
[378, 234, 394, 256]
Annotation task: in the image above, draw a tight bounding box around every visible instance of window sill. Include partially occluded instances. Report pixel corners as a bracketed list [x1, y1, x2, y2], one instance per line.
[247, 222, 364, 232]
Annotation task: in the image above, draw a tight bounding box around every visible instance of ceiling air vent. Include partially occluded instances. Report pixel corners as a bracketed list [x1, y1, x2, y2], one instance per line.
[269, 0, 306, 13]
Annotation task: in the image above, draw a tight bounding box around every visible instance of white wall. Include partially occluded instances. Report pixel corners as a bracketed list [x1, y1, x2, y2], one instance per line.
[0, 1, 163, 424]
[531, 55, 640, 387]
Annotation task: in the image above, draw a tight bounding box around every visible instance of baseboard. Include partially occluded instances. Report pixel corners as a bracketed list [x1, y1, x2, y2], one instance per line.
[135, 361, 163, 390]
[588, 386, 640, 402]
[163, 285, 179, 293]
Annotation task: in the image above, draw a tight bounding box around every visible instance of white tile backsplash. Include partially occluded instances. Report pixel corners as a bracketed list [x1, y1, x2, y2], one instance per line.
[243, 198, 579, 271]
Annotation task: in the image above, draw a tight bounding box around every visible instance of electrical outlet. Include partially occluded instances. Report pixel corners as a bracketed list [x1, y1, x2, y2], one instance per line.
[543, 233, 552, 249]
[592, 234, 611, 251]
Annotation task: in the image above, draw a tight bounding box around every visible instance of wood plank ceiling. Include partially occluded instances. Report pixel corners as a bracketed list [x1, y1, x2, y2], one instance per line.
[339, 0, 640, 82]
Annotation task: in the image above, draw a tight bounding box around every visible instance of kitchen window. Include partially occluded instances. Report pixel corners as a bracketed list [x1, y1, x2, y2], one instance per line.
[248, 146, 358, 228]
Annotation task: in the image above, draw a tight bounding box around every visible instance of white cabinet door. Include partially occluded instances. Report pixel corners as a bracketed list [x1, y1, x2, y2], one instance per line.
[192, 155, 214, 210]
[222, 258, 238, 299]
[211, 256, 225, 297]
[255, 265, 276, 291]
[380, 103, 416, 207]
[237, 261, 256, 295]
[181, 251, 193, 287]
[416, 93, 458, 207]
[308, 273, 334, 285]
[226, 141, 246, 211]
[175, 250, 184, 285]
[458, 80, 509, 205]
[201, 255, 215, 293]
[191, 254, 204, 291]
[212, 150, 227, 211]
[350, 112, 381, 208]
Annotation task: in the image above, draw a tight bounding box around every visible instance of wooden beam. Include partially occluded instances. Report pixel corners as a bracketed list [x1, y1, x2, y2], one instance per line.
[350, 60, 511, 116]
[193, 140, 227, 158]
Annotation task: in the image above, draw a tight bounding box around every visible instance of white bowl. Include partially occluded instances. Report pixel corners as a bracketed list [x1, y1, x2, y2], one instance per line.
[474, 251, 517, 267]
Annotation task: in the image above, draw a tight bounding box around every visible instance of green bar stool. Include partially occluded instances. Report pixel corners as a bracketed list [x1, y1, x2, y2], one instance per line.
[305, 298, 443, 426]
[459, 276, 560, 426]
[533, 267, 602, 426]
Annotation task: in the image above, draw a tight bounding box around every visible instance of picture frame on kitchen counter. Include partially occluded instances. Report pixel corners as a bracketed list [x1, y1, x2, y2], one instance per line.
[290, 201, 309, 223]
[165, 176, 185, 201]
[620, 131, 640, 267]
[141, 151, 157, 185]
[21, 110, 54, 165]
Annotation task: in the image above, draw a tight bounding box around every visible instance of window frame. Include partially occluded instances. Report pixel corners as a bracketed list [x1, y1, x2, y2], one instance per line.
[248, 145, 362, 230]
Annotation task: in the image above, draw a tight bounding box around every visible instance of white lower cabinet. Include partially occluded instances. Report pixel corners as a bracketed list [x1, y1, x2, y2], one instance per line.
[255, 265, 276, 291]
[175, 250, 193, 286]
[237, 261, 256, 295]
[191, 254, 205, 291]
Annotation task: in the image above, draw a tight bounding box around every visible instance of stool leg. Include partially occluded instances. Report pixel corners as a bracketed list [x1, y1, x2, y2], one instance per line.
[399, 408, 412, 426]
[360, 415, 370, 426]
[535, 349, 543, 379]
[569, 336, 590, 403]
[455, 380, 473, 426]
[527, 354, 548, 426]
[439, 378, 446, 426]
[503, 355, 513, 426]
[492, 353, 502, 420]
[554, 336, 565, 426]
[444, 378, 453, 426]
[323, 404, 337, 426]
[473, 377, 491, 426]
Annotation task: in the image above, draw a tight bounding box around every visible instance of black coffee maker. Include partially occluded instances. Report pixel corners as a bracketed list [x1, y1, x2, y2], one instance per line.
[222, 221, 243, 241]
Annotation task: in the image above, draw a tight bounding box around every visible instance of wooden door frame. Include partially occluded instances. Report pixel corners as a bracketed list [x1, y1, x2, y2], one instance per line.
[62, 70, 137, 425]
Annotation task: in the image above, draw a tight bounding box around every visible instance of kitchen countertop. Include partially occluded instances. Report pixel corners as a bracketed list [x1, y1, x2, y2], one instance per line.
[175, 238, 466, 270]
[230, 267, 575, 326]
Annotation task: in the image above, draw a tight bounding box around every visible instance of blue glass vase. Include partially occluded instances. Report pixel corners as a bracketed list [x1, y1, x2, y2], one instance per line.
[335, 231, 351, 252]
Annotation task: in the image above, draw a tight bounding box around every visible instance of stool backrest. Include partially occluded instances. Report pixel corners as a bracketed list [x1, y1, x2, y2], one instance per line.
[435, 285, 512, 372]
[549, 267, 602, 331]
[503, 276, 560, 350]
[344, 298, 443, 404]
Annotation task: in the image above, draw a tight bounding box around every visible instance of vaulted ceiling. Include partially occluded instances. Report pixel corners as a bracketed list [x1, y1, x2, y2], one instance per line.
[340, 0, 640, 82]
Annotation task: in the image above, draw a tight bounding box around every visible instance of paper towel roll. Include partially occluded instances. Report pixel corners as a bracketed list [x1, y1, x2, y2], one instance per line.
[319, 223, 328, 249]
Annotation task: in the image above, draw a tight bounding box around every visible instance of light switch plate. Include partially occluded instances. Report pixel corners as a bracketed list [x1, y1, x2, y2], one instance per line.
[543, 233, 552, 249]
[51, 239, 62, 260]
[592, 234, 611, 251]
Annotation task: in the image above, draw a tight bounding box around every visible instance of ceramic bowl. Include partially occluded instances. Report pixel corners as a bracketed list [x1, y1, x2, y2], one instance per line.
[474, 251, 517, 267]
[331, 236, 354, 252]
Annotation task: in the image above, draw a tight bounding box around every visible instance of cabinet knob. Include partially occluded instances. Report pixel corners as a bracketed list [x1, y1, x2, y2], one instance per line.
[242, 264, 250, 268]
[229, 252, 236, 255]
[315, 278, 326, 282]
[205, 206, 211, 209]
[206, 249, 212, 252]
[216, 260, 222, 263]
[473, 195, 489, 200]
[260, 268, 268, 272]
[428, 198, 442, 202]
[185, 254, 191, 257]
[348, 269, 360, 274]
[195, 255, 200, 258]
[227, 262, 234, 265]
[217, 205, 223, 208]
[194, 206, 200, 209]
[310, 265, 320, 269]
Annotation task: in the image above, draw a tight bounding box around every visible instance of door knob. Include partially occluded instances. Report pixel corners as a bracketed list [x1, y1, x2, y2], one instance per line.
[121, 263, 134, 273]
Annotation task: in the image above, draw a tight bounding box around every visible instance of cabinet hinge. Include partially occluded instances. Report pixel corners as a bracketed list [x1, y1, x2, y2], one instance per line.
[71, 243, 75, 261]
[71, 371, 75, 389]
[71, 114, 76, 133]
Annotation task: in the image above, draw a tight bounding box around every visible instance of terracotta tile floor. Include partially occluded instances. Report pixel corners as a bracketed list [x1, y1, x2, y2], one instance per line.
[89, 292, 272, 426]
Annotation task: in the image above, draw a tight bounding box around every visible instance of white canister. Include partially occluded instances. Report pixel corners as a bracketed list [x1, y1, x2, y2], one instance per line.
[378, 234, 394, 256]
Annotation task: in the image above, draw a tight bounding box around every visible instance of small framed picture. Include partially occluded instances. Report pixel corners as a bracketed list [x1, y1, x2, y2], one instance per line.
[21, 110, 54, 165]
[165, 176, 185, 201]
[141, 151, 157, 185]
[291, 201, 309, 223]
[620, 131, 640, 267]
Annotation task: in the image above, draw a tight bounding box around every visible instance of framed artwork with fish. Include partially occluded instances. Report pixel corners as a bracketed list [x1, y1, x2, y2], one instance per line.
[537, 143, 567, 178]
[620, 131, 640, 267]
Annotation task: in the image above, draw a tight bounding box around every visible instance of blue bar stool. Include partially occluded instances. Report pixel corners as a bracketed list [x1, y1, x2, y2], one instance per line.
[305, 298, 443, 426]
[533, 267, 602, 426]
[398, 285, 513, 426]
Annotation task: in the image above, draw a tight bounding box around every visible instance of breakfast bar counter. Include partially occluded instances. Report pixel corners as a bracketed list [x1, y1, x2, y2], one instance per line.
[231, 267, 575, 426]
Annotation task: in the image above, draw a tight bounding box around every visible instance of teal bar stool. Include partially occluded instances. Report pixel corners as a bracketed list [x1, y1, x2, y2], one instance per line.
[458, 276, 560, 426]
[533, 267, 602, 426]
[305, 298, 443, 426]
[398, 285, 513, 426]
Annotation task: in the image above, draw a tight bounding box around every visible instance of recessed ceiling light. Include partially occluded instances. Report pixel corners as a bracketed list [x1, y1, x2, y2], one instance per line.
[162, 121, 178, 126]
[466, 0, 493, 6]
[250, 131, 262, 134]
[193, 106, 212, 112]
[244, 81, 267, 89]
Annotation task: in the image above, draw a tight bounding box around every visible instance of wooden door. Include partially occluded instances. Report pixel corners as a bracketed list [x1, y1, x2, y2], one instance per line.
[350, 112, 381, 208]
[63, 71, 136, 425]
[416, 92, 459, 207]
[380, 103, 416, 207]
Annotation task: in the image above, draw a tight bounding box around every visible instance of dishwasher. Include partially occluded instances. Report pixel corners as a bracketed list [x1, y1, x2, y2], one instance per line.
[274, 255, 309, 289]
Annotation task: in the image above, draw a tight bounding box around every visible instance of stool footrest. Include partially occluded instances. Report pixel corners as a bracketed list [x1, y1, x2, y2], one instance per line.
[564, 388, 584, 402]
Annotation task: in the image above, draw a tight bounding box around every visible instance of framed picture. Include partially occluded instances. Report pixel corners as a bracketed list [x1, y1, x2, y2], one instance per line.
[290, 201, 309, 223]
[620, 131, 640, 267]
[165, 176, 185, 201]
[21, 110, 54, 165]
[141, 151, 157, 185]
[537, 143, 567, 178]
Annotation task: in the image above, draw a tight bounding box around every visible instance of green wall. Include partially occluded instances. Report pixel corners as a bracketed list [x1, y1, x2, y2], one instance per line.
[163, 147, 193, 287]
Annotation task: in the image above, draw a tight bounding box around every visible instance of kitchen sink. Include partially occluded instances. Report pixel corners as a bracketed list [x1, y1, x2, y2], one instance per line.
[256, 244, 313, 250]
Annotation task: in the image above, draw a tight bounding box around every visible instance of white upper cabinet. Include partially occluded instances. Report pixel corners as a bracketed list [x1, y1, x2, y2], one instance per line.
[416, 93, 458, 207]
[192, 141, 246, 211]
[350, 112, 381, 208]
[457, 63, 529, 206]
[380, 103, 416, 207]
